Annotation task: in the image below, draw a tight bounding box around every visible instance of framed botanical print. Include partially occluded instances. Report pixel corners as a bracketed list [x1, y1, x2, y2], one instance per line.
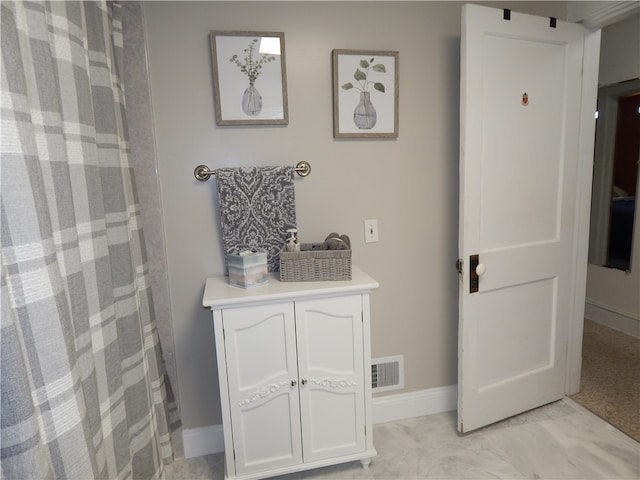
[211, 31, 288, 125]
[332, 49, 399, 138]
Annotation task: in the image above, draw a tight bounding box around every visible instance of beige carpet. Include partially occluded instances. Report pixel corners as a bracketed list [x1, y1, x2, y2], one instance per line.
[571, 319, 640, 442]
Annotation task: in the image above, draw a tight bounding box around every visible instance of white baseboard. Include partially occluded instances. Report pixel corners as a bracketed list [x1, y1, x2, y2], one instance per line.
[182, 385, 457, 459]
[585, 301, 640, 338]
[372, 384, 457, 424]
[182, 424, 224, 459]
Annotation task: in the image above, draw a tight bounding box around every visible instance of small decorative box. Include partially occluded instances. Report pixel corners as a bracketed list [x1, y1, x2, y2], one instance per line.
[227, 251, 269, 288]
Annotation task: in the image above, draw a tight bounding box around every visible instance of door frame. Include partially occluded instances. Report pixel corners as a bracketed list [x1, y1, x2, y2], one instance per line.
[565, 28, 600, 395]
[564, 1, 639, 394]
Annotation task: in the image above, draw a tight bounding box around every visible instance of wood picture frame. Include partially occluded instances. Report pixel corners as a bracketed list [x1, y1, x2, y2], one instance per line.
[332, 49, 399, 138]
[210, 31, 288, 125]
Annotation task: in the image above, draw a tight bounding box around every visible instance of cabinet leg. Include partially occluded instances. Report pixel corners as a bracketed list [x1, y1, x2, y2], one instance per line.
[360, 458, 372, 469]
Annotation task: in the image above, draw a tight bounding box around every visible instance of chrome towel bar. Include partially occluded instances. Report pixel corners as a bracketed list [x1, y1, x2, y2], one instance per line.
[194, 161, 311, 182]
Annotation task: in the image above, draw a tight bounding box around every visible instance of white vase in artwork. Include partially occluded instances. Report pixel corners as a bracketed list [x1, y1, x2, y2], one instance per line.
[242, 83, 263, 116]
[353, 91, 377, 129]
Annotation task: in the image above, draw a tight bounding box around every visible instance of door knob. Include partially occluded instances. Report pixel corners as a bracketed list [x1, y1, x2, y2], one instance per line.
[291, 380, 297, 387]
[475, 263, 486, 276]
[301, 379, 307, 386]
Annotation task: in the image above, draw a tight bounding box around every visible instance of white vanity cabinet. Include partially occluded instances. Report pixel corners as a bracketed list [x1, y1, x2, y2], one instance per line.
[202, 267, 379, 480]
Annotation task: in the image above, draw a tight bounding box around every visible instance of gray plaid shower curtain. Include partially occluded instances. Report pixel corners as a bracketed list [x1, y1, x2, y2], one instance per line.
[1, 2, 173, 478]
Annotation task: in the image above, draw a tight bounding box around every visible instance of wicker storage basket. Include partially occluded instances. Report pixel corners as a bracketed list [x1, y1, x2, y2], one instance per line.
[279, 243, 352, 281]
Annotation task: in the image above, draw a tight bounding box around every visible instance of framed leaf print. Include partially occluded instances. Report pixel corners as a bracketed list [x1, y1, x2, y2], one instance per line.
[332, 49, 399, 138]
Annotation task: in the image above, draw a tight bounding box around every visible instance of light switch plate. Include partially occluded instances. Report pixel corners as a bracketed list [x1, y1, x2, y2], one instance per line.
[364, 219, 379, 243]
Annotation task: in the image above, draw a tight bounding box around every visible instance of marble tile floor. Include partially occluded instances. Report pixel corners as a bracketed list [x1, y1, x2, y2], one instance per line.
[163, 398, 640, 479]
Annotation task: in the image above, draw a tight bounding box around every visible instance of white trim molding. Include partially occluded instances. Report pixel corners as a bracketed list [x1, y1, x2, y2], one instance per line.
[183, 424, 225, 459]
[566, 27, 601, 397]
[585, 301, 640, 339]
[372, 385, 457, 425]
[568, 1, 640, 30]
[182, 384, 458, 459]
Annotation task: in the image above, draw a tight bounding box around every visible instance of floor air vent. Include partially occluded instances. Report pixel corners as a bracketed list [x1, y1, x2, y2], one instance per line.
[371, 355, 404, 392]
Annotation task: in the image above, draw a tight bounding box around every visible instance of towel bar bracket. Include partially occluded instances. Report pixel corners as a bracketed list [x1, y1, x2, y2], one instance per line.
[194, 164, 213, 181]
[194, 161, 311, 182]
[295, 160, 311, 177]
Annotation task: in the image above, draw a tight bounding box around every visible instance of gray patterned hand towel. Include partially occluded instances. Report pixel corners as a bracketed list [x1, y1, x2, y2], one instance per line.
[215, 166, 297, 272]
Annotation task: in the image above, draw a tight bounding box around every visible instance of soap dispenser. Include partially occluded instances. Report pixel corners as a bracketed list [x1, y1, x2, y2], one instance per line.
[285, 228, 300, 252]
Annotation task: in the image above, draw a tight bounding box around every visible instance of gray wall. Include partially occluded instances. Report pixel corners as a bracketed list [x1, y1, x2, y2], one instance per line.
[142, 1, 568, 431]
[598, 13, 640, 86]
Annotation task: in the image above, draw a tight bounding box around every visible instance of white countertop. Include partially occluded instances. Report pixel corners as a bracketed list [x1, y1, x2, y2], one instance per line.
[203, 266, 379, 309]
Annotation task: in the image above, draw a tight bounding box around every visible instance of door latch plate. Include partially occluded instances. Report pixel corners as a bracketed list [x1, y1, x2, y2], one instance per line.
[470, 254, 479, 293]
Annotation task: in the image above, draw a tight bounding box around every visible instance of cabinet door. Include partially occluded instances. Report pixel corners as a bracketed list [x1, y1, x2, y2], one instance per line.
[295, 295, 366, 463]
[222, 302, 302, 476]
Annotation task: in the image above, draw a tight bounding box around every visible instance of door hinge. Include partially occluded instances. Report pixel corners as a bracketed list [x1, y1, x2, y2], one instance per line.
[456, 258, 464, 281]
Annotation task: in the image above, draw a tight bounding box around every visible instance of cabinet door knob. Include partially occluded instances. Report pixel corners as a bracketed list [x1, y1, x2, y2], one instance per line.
[301, 379, 307, 386]
[291, 380, 297, 387]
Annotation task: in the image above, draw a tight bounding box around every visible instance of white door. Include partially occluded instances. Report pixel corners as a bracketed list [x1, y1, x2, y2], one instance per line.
[295, 295, 366, 462]
[458, 4, 599, 433]
[222, 302, 302, 476]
